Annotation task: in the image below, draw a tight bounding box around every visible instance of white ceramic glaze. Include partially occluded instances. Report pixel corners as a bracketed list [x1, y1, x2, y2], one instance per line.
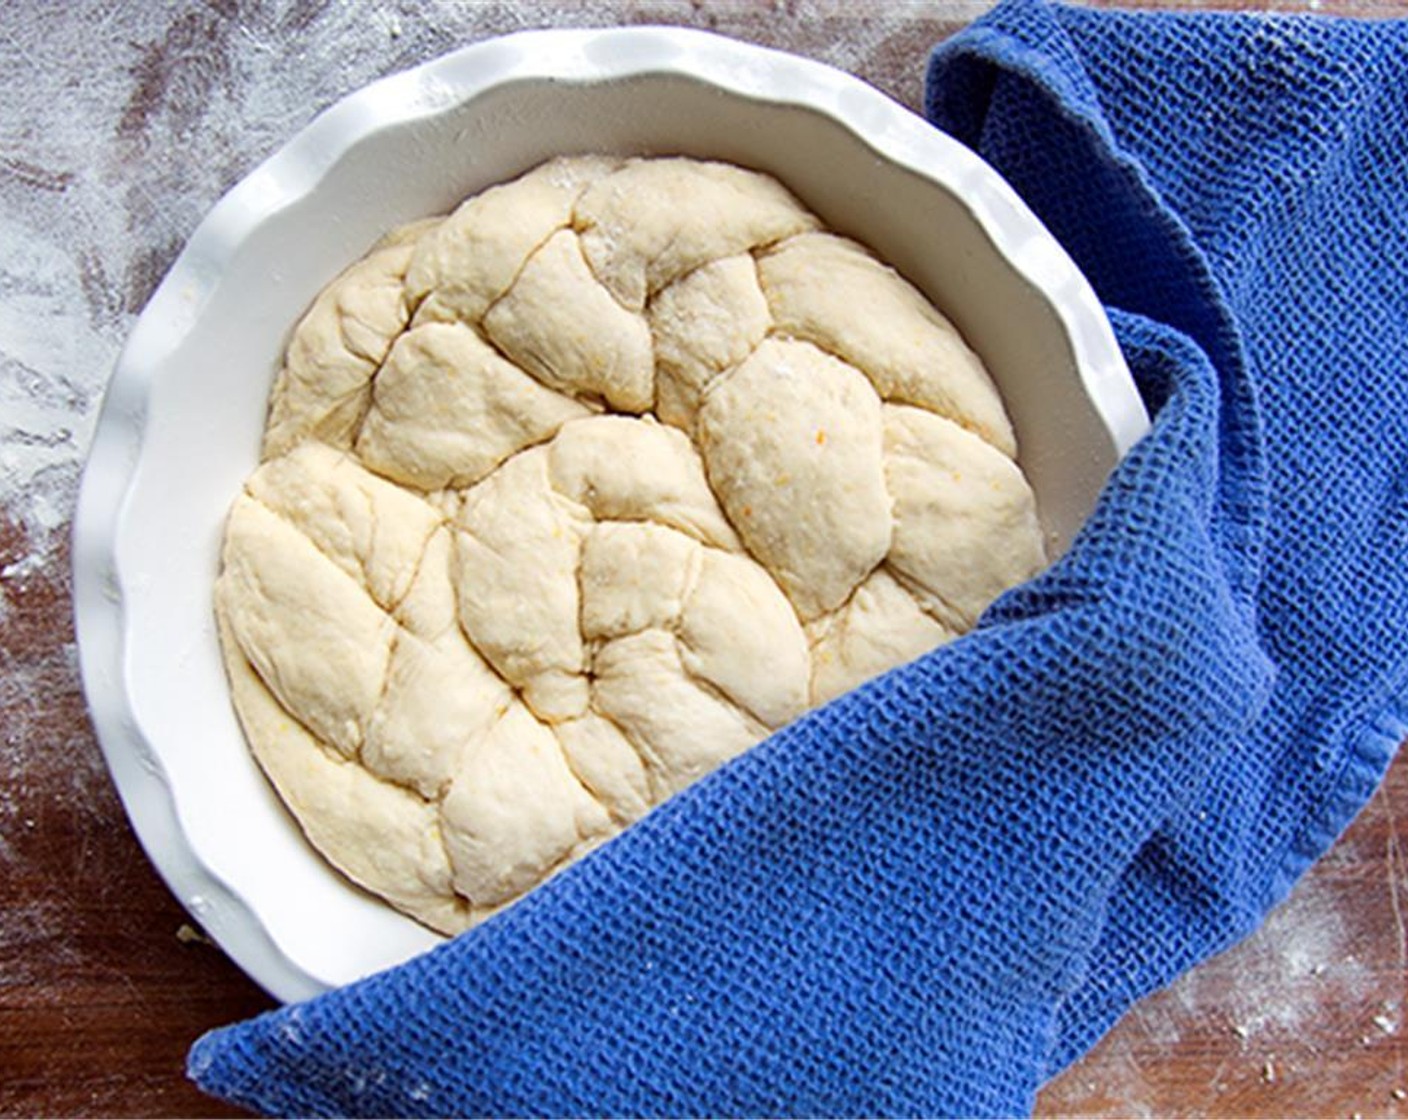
[73, 26, 1148, 1003]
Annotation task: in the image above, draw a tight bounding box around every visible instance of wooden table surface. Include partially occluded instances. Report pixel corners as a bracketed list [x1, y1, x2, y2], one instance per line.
[1, 3, 1404, 1116]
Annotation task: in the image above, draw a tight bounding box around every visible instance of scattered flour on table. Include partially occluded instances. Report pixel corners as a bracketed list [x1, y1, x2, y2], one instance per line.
[1051, 866, 1393, 1116]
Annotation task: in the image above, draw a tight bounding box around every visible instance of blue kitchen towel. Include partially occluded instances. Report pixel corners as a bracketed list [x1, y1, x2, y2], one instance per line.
[188, 2, 1408, 1115]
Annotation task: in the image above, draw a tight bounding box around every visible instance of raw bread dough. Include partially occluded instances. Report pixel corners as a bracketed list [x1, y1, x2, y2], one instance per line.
[216, 156, 1045, 934]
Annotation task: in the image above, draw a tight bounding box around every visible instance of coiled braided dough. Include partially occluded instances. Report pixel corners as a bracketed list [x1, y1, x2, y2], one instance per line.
[215, 156, 1046, 933]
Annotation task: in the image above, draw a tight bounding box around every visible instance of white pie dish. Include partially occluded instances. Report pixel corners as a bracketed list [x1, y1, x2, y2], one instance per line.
[72, 26, 1149, 1004]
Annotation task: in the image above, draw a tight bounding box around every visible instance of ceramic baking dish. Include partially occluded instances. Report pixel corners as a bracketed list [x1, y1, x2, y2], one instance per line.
[72, 26, 1148, 1002]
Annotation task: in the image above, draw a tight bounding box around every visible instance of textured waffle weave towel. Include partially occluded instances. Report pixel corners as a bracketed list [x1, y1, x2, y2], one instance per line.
[188, 1, 1408, 1114]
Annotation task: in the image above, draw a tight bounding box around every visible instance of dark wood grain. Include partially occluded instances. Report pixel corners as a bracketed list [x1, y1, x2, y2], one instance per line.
[1038, 756, 1408, 1118]
[1, 3, 1405, 1118]
[0, 518, 274, 1119]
